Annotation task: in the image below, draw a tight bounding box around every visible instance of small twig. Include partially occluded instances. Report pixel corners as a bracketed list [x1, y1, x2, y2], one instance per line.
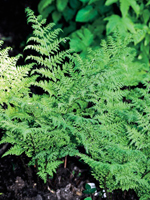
[64, 156, 67, 168]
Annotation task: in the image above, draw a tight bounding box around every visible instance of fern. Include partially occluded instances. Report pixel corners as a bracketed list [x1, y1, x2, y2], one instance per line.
[73, 33, 150, 199]
[1, 8, 150, 199]
[0, 8, 81, 184]
[0, 41, 32, 107]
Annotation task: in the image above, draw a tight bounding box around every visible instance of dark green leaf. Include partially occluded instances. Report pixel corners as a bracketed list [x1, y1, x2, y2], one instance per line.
[56, 0, 69, 12]
[52, 11, 62, 23]
[76, 5, 98, 22]
[63, 6, 76, 21]
[90, 188, 97, 193]
[83, 188, 96, 194]
[85, 183, 91, 190]
[143, 9, 150, 24]
[83, 190, 91, 194]
[69, 0, 81, 9]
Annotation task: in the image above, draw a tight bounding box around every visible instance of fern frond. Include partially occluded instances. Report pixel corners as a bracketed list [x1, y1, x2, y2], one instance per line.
[2, 145, 25, 157]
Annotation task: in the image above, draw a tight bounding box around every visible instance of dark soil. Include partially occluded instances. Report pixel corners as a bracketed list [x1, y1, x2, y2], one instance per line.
[0, 154, 98, 200]
[0, 153, 139, 200]
[0, 1, 140, 199]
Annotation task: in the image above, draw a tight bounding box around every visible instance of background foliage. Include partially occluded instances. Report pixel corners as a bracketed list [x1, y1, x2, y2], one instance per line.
[38, 0, 110, 57]
[37, 0, 150, 64]
[105, 0, 150, 66]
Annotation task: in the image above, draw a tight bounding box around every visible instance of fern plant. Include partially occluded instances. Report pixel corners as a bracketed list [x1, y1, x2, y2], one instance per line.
[0, 8, 84, 183]
[73, 34, 150, 199]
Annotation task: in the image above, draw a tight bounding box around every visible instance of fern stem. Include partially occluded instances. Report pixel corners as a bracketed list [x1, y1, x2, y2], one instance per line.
[64, 155, 67, 168]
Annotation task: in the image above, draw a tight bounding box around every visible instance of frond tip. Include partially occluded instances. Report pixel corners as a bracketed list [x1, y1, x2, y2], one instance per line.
[24, 7, 70, 83]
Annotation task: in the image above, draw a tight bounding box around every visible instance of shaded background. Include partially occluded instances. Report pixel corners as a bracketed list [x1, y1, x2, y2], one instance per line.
[0, 0, 39, 56]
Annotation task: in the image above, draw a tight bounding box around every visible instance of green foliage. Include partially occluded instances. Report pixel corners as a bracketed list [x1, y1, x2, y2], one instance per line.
[37, 0, 110, 56]
[83, 183, 96, 194]
[105, 0, 150, 65]
[37, 0, 150, 63]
